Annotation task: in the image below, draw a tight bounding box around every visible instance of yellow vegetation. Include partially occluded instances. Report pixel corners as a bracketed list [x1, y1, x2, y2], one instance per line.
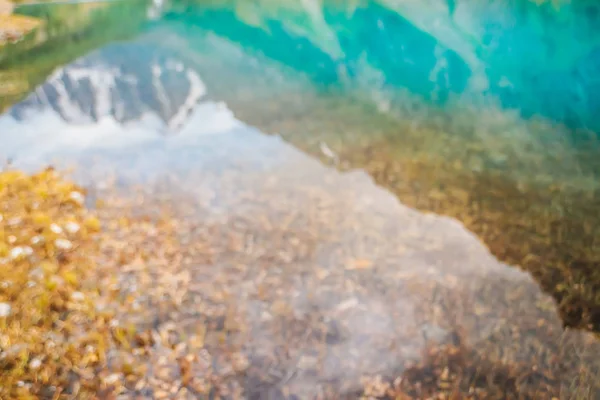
[0, 14, 42, 44]
[0, 168, 130, 399]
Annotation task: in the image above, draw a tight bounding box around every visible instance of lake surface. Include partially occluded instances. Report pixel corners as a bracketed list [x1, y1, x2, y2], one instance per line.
[1, 0, 600, 397]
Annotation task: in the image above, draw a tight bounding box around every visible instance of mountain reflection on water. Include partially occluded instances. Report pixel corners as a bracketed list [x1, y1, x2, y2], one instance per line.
[1, 0, 600, 397]
[9, 43, 205, 131]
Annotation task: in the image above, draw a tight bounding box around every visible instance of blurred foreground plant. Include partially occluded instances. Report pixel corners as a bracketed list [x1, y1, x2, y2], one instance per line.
[0, 168, 136, 399]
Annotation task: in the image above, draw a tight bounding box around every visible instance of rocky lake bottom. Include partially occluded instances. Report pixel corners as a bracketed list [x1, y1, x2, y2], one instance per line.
[1, 1, 600, 398]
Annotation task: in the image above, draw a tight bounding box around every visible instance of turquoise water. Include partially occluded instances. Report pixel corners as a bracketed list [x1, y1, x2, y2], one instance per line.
[164, 0, 600, 136]
[4, 0, 600, 137]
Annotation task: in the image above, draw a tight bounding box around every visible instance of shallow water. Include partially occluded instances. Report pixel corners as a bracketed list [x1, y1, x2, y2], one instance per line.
[1, 0, 600, 397]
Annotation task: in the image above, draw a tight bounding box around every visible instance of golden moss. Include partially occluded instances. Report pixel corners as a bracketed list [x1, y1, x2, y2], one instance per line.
[0, 168, 136, 399]
[0, 168, 243, 398]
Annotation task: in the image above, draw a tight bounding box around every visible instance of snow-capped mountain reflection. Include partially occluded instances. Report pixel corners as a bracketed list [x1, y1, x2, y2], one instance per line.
[10, 43, 205, 133]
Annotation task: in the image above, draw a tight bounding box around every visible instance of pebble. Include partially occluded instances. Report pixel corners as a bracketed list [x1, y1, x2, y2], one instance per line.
[30, 235, 45, 245]
[0, 302, 11, 317]
[54, 238, 73, 250]
[65, 221, 81, 234]
[134, 379, 146, 391]
[336, 297, 359, 313]
[175, 387, 191, 399]
[29, 357, 42, 370]
[104, 373, 122, 385]
[156, 366, 173, 381]
[48, 276, 64, 289]
[231, 352, 249, 372]
[50, 223, 63, 234]
[71, 292, 85, 301]
[9, 246, 33, 260]
[297, 355, 318, 370]
[29, 268, 44, 280]
[69, 191, 85, 205]
[7, 217, 22, 226]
